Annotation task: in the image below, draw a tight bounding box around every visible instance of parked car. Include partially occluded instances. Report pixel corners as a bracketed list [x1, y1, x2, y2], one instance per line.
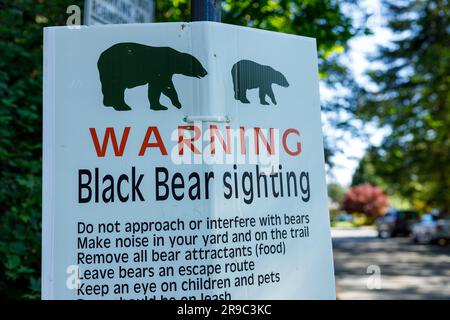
[376, 209, 419, 238]
[334, 212, 354, 223]
[411, 214, 450, 245]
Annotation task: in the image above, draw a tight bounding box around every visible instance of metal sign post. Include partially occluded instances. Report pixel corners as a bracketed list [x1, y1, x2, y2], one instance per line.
[191, 0, 221, 22]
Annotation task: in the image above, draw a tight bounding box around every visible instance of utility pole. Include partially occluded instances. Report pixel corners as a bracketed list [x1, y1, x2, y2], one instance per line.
[191, 0, 221, 22]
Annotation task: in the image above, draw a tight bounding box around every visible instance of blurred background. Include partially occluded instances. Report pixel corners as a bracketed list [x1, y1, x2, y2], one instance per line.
[0, 0, 448, 299]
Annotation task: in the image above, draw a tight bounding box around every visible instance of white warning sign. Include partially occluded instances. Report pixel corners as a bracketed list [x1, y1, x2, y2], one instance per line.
[43, 22, 336, 300]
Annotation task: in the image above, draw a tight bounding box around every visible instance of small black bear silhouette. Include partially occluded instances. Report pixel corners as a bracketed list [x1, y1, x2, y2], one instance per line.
[97, 43, 208, 111]
[231, 60, 289, 105]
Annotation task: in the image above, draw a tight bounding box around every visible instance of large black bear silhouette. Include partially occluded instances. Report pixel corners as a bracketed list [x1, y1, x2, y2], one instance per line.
[231, 60, 289, 105]
[97, 43, 208, 111]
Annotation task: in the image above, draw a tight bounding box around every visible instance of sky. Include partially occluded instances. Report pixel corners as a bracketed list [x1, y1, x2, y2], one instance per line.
[325, 0, 393, 187]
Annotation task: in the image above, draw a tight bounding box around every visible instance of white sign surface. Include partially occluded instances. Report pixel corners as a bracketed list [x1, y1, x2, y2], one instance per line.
[43, 22, 335, 300]
[84, 0, 154, 25]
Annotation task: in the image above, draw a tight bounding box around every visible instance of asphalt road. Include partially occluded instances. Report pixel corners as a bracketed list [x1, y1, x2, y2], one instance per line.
[332, 228, 450, 300]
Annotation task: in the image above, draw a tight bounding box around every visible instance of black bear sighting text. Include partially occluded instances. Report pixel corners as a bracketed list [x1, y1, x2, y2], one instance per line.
[77, 165, 311, 205]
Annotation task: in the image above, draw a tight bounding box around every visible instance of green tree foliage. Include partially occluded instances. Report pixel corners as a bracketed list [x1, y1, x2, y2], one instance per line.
[351, 147, 385, 187]
[327, 182, 346, 205]
[357, 0, 450, 213]
[0, 0, 361, 298]
[0, 0, 83, 299]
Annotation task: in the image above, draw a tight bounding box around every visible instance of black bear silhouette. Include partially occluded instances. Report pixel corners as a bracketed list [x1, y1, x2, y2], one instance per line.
[97, 43, 208, 111]
[231, 60, 289, 105]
